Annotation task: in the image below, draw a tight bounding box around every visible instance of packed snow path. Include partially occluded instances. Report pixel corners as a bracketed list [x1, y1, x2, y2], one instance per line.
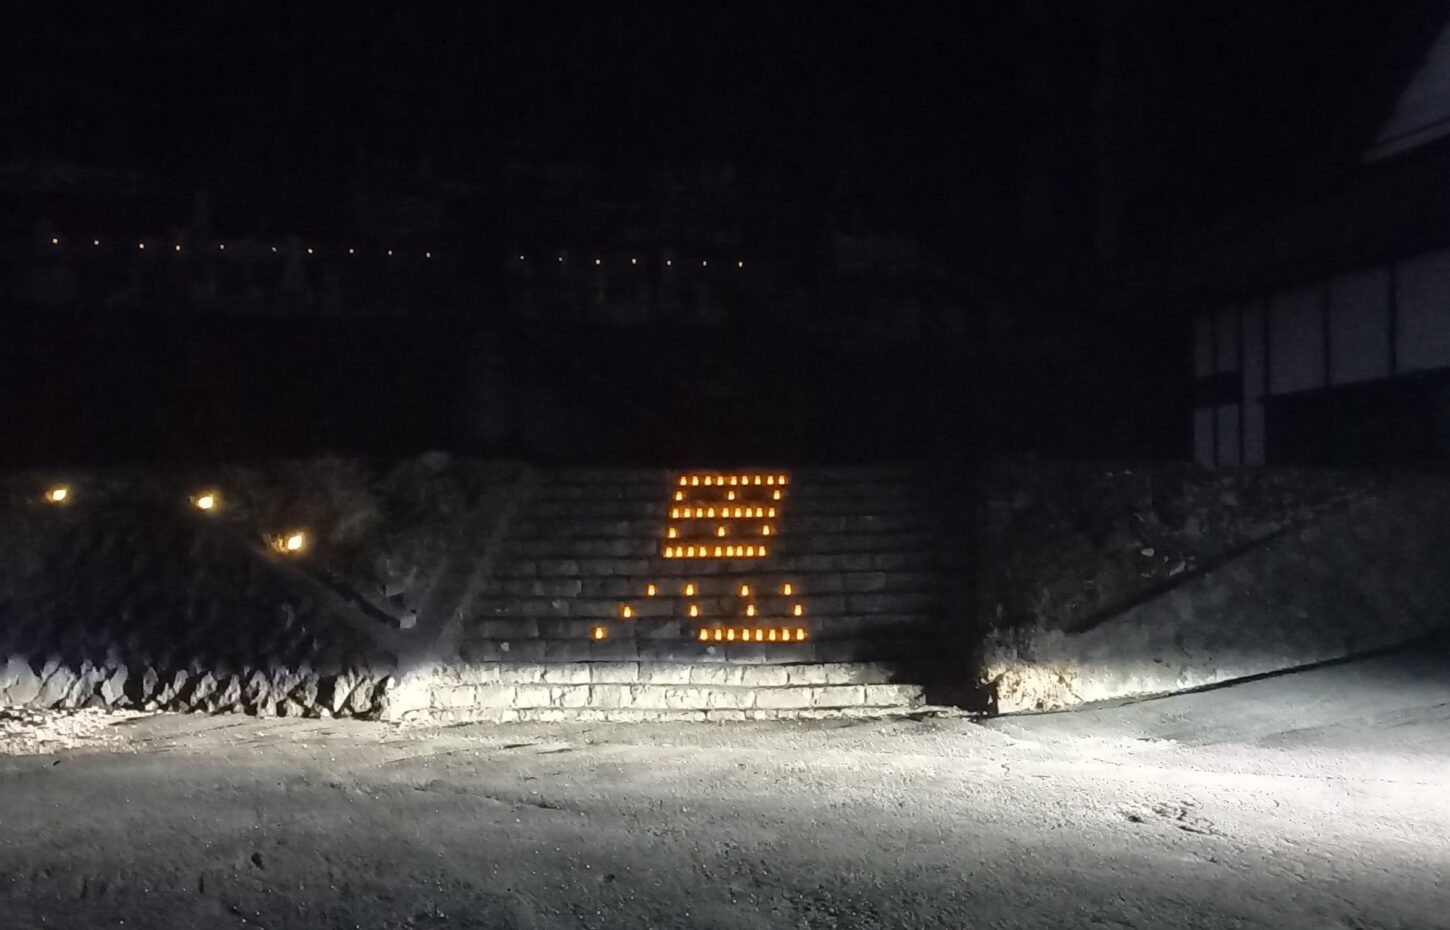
[1, 636, 1447, 929]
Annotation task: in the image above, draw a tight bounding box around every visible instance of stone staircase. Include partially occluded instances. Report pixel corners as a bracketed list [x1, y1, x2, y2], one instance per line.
[389, 465, 959, 721]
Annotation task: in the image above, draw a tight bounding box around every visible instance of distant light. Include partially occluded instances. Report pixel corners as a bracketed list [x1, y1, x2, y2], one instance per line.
[666, 259, 672, 266]
[44, 485, 70, 504]
[702, 260, 708, 267]
[92, 239, 100, 247]
[387, 249, 393, 256]
[348, 248, 355, 255]
[425, 251, 431, 259]
[306, 247, 314, 255]
[174, 244, 182, 252]
[270, 531, 308, 554]
[558, 256, 564, 262]
[630, 257, 637, 264]
[620, 603, 633, 619]
[50, 237, 59, 246]
[592, 626, 608, 641]
[191, 491, 219, 512]
[271, 246, 278, 253]
[138, 242, 146, 250]
[218, 243, 225, 250]
[738, 260, 744, 268]
[594, 258, 601, 265]
[519, 255, 525, 261]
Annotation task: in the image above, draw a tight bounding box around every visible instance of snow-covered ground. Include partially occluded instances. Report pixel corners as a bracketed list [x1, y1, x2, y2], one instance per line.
[1, 638, 1448, 929]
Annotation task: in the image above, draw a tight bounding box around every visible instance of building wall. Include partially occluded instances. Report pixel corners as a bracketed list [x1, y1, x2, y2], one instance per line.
[1192, 244, 1450, 467]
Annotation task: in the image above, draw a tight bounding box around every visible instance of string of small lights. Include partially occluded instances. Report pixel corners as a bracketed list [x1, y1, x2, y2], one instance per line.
[38, 237, 750, 268]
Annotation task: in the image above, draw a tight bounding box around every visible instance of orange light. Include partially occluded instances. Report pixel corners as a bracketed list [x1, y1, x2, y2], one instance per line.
[739, 584, 750, 597]
[716, 526, 726, 537]
[593, 626, 607, 640]
[691, 476, 700, 486]
[686, 546, 696, 558]
[729, 476, 738, 486]
[727, 491, 735, 500]
[689, 604, 699, 618]
[714, 546, 723, 556]
[725, 546, 737, 557]
[768, 629, 777, 641]
[698, 629, 709, 642]
[43, 485, 70, 504]
[726, 628, 735, 641]
[796, 628, 807, 641]
[766, 476, 775, 485]
[745, 546, 756, 557]
[762, 525, 772, 536]
[754, 476, 762, 485]
[704, 476, 713, 486]
[768, 507, 777, 517]
[191, 491, 219, 512]
[707, 508, 716, 518]
[759, 545, 768, 556]
[734, 507, 744, 517]
[646, 584, 657, 596]
[782, 583, 794, 596]
[675, 491, 684, 501]
[667, 527, 678, 539]
[793, 604, 804, 617]
[679, 476, 688, 486]
[685, 583, 696, 596]
[778, 475, 788, 485]
[746, 604, 756, 617]
[621, 604, 633, 619]
[670, 508, 680, 519]
[695, 508, 704, 518]
[773, 490, 782, 501]
[269, 531, 308, 555]
[713, 628, 723, 641]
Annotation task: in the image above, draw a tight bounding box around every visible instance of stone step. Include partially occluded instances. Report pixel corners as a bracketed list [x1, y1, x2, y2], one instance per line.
[386, 661, 928, 723]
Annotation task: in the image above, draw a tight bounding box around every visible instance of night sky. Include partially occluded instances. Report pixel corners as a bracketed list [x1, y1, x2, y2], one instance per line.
[4, 2, 1443, 250]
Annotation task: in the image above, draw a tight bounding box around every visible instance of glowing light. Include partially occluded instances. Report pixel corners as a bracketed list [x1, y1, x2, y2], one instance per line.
[425, 252, 432, 259]
[699, 629, 709, 642]
[306, 247, 314, 255]
[714, 546, 723, 556]
[519, 255, 525, 261]
[271, 246, 278, 253]
[667, 527, 678, 539]
[759, 545, 768, 556]
[782, 583, 794, 596]
[679, 476, 688, 486]
[734, 507, 743, 518]
[44, 485, 69, 504]
[727, 491, 736, 500]
[620, 604, 633, 619]
[795, 628, 807, 641]
[754, 475, 762, 485]
[631, 257, 637, 264]
[739, 584, 751, 597]
[387, 249, 393, 256]
[689, 604, 699, 618]
[594, 258, 601, 265]
[778, 475, 788, 485]
[674, 490, 684, 501]
[269, 531, 308, 555]
[726, 628, 735, 640]
[218, 243, 225, 250]
[729, 476, 738, 486]
[738, 260, 744, 268]
[691, 477, 700, 486]
[712, 628, 723, 641]
[746, 604, 756, 617]
[50, 237, 59, 245]
[191, 491, 219, 512]
[726, 546, 737, 557]
[348, 248, 355, 255]
[593, 626, 608, 640]
[138, 242, 146, 250]
[685, 583, 696, 596]
[793, 604, 804, 617]
[174, 244, 182, 252]
[768, 629, 777, 641]
[766, 476, 775, 485]
[768, 507, 777, 517]
[666, 259, 672, 266]
[664, 546, 676, 558]
[762, 525, 772, 536]
[646, 583, 657, 597]
[92, 240, 99, 246]
[702, 260, 708, 267]
[706, 507, 716, 518]
[695, 508, 704, 518]
[686, 546, 697, 558]
[773, 490, 782, 501]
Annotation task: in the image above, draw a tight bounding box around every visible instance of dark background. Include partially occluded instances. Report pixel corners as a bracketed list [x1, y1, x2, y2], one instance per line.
[2, 2, 1444, 468]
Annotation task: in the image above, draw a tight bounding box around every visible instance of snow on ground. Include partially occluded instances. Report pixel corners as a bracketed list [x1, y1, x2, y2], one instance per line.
[0, 707, 145, 757]
[1, 640, 1448, 929]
